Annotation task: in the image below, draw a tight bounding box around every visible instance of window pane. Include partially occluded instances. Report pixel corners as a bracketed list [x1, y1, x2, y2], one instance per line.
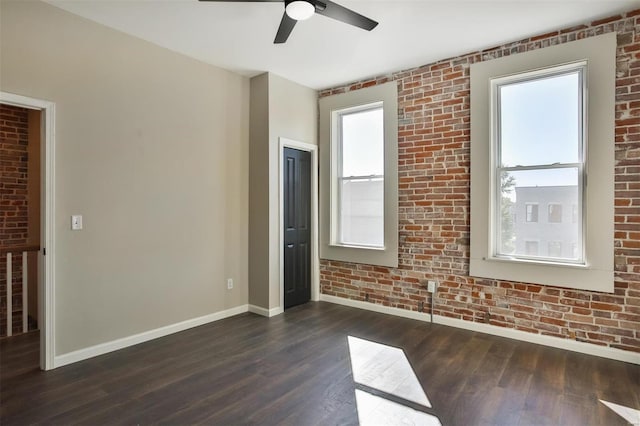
[499, 71, 581, 167]
[548, 241, 562, 257]
[548, 204, 563, 223]
[341, 108, 384, 177]
[498, 168, 581, 261]
[525, 241, 539, 256]
[340, 177, 384, 247]
[525, 204, 538, 222]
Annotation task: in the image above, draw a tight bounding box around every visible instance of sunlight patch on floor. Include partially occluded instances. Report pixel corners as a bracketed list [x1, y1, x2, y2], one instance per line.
[347, 335, 431, 408]
[600, 400, 640, 425]
[348, 336, 441, 425]
[355, 389, 442, 426]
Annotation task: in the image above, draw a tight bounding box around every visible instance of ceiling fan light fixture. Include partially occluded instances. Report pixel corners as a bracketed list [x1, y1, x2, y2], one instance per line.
[285, 0, 314, 21]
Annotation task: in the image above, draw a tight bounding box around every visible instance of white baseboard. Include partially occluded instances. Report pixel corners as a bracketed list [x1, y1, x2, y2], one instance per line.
[54, 304, 249, 368]
[320, 295, 640, 365]
[320, 294, 433, 323]
[248, 304, 284, 317]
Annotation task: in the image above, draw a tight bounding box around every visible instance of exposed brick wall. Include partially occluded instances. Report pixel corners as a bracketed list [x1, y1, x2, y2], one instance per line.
[0, 104, 30, 336]
[319, 11, 640, 353]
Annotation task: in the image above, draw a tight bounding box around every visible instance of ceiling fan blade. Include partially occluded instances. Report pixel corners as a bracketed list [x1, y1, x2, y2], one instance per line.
[274, 12, 297, 44]
[314, 0, 378, 31]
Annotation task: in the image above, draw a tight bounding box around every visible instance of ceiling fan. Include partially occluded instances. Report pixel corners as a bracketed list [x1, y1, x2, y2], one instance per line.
[198, 0, 378, 44]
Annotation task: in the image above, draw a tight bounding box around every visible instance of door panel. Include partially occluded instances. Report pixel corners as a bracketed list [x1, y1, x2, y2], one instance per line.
[285, 243, 296, 293]
[283, 147, 311, 309]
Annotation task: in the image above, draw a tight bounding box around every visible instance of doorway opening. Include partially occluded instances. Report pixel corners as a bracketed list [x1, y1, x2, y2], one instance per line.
[0, 92, 55, 370]
[279, 138, 319, 311]
[1, 104, 40, 337]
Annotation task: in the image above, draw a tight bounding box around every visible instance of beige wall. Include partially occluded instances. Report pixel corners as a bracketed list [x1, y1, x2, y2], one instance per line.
[267, 74, 317, 308]
[0, 0, 249, 355]
[248, 74, 270, 308]
[248, 73, 317, 310]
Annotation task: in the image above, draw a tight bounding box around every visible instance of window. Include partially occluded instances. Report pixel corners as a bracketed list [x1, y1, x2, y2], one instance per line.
[336, 105, 384, 247]
[525, 241, 539, 256]
[548, 203, 563, 223]
[495, 64, 583, 263]
[319, 81, 398, 267]
[525, 204, 538, 223]
[548, 241, 562, 258]
[470, 33, 615, 293]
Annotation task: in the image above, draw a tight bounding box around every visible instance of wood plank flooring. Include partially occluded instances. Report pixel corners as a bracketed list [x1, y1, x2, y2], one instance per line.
[1, 302, 639, 425]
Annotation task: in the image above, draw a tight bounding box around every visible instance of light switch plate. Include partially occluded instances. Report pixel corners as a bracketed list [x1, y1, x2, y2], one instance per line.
[71, 215, 83, 230]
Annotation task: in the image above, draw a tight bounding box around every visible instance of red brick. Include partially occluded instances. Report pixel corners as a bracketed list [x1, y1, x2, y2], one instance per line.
[319, 11, 640, 355]
[0, 104, 30, 337]
[591, 302, 624, 312]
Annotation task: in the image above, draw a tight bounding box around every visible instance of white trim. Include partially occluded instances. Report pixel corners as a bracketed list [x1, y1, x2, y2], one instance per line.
[248, 304, 284, 317]
[320, 295, 640, 365]
[6, 253, 12, 337]
[0, 92, 56, 370]
[22, 252, 28, 333]
[54, 305, 249, 368]
[433, 314, 640, 365]
[279, 138, 320, 312]
[490, 62, 586, 266]
[320, 294, 432, 323]
[333, 102, 384, 249]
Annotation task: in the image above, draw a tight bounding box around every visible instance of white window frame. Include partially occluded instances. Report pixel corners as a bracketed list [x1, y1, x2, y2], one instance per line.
[493, 63, 584, 263]
[319, 82, 398, 267]
[334, 103, 385, 249]
[470, 33, 616, 293]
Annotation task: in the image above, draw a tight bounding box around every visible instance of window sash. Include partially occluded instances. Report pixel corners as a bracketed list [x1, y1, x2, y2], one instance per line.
[337, 175, 384, 247]
[491, 63, 586, 265]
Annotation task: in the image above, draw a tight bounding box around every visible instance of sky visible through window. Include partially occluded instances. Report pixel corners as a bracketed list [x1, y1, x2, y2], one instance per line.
[339, 73, 579, 196]
[500, 71, 581, 194]
[341, 107, 384, 177]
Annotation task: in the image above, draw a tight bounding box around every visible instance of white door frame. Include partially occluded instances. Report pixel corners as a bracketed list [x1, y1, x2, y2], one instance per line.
[1, 92, 56, 370]
[279, 137, 320, 311]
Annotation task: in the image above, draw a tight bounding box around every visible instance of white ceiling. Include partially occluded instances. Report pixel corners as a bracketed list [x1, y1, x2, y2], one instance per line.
[46, 0, 639, 90]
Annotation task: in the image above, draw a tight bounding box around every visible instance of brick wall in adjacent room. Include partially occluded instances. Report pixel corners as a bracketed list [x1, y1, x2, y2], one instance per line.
[0, 104, 30, 336]
[319, 11, 640, 353]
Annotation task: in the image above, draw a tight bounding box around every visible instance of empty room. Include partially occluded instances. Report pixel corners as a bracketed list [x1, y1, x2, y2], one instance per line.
[1, 0, 639, 424]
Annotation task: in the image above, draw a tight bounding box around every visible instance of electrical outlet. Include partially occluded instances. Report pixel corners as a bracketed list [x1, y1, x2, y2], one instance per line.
[427, 280, 437, 293]
[227, 278, 233, 290]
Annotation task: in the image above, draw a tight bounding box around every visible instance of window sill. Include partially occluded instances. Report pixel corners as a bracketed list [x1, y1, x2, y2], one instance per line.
[470, 256, 612, 293]
[487, 255, 588, 269]
[330, 243, 385, 251]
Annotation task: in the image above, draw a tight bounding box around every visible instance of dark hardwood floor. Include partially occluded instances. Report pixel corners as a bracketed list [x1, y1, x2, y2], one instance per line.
[1, 302, 638, 425]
